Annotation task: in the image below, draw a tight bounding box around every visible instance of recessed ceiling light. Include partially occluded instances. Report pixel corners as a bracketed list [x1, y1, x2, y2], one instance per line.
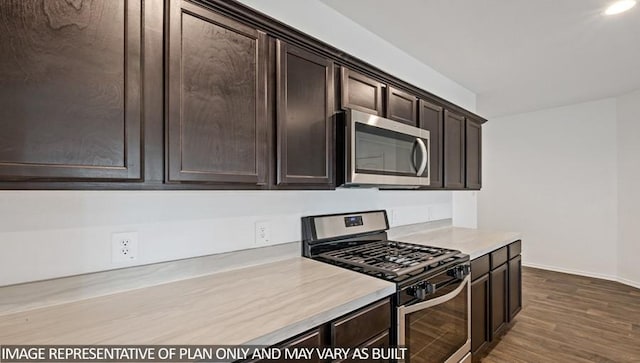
[604, 0, 636, 15]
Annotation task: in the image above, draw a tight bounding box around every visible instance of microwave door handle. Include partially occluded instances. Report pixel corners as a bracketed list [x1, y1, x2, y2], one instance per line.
[416, 138, 428, 176]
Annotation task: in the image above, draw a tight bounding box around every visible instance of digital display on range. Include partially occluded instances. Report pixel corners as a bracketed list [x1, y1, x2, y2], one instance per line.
[344, 215, 364, 227]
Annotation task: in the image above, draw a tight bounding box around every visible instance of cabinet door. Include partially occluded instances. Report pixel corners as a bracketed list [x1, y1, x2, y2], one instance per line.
[419, 100, 444, 188]
[166, 0, 268, 185]
[335, 331, 390, 363]
[509, 255, 522, 320]
[276, 41, 334, 187]
[465, 118, 482, 189]
[0, 0, 142, 182]
[331, 298, 391, 348]
[444, 110, 466, 189]
[490, 263, 509, 338]
[471, 274, 490, 355]
[340, 68, 383, 116]
[386, 86, 417, 126]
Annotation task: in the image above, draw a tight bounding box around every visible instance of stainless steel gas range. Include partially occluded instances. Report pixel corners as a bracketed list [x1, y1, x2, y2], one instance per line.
[302, 210, 471, 363]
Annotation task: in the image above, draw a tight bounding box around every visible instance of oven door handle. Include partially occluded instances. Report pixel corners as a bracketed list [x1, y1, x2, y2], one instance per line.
[399, 275, 470, 315]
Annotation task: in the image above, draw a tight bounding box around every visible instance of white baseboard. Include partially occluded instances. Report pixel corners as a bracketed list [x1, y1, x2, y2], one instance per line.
[617, 276, 640, 290]
[522, 262, 640, 290]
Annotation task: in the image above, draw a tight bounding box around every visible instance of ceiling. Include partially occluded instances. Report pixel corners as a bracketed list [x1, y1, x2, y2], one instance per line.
[321, 0, 640, 117]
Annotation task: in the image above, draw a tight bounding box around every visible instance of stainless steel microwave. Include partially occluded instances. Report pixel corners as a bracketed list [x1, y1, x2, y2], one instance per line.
[342, 109, 430, 188]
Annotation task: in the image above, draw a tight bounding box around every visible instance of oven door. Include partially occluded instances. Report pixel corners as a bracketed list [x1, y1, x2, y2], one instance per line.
[346, 109, 430, 187]
[398, 276, 471, 363]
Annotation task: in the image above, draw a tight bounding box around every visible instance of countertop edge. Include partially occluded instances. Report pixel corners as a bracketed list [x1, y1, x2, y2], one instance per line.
[467, 233, 523, 260]
[245, 285, 397, 345]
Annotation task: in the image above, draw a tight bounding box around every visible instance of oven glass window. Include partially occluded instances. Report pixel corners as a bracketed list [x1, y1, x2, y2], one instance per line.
[404, 285, 468, 363]
[355, 123, 426, 177]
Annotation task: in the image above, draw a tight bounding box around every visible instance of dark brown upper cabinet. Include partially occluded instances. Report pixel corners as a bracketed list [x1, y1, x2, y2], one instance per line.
[0, 0, 142, 182]
[419, 100, 444, 188]
[466, 117, 482, 190]
[166, 0, 268, 185]
[276, 41, 335, 188]
[444, 111, 466, 189]
[340, 68, 383, 116]
[386, 86, 418, 126]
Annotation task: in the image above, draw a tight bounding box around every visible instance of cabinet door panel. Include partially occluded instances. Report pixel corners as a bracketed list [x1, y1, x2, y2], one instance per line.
[276, 41, 334, 186]
[490, 263, 509, 338]
[471, 274, 490, 355]
[444, 110, 465, 189]
[332, 298, 390, 348]
[386, 86, 417, 126]
[340, 68, 383, 116]
[419, 100, 444, 188]
[509, 255, 522, 320]
[167, 0, 267, 184]
[0, 0, 141, 181]
[466, 118, 482, 189]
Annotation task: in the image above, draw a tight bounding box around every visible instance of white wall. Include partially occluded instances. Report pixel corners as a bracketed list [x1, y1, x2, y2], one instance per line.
[478, 98, 619, 279]
[617, 90, 640, 288]
[0, 1, 478, 287]
[0, 190, 452, 286]
[238, 0, 476, 111]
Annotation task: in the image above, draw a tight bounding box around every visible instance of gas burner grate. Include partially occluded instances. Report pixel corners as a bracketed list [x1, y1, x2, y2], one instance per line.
[318, 240, 459, 276]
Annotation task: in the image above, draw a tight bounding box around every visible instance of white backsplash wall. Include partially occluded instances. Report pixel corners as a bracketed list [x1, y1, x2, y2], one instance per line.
[0, 190, 452, 286]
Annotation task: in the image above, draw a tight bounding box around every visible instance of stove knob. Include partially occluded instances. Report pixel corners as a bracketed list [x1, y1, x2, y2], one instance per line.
[408, 282, 436, 300]
[423, 282, 437, 294]
[449, 265, 470, 279]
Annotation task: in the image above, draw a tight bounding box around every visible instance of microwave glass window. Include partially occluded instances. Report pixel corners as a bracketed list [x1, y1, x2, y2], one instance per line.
[355, 123, 426, 177]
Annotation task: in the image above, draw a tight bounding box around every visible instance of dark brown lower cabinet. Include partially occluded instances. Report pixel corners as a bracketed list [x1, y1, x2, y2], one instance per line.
[471, 274, 490, 354]
[509, 255, 522, 320]
[243, 297, 391, 363]
[471, 241, 522, 358]
[490, 263, 509, 337]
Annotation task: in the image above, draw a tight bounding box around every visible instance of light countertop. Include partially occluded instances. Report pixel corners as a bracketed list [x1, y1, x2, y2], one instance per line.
[0, 257, 395, 345]
[389, 222, 522, 260]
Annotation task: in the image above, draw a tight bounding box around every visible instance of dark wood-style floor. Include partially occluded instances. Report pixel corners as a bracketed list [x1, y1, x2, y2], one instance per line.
[478, 267, 640, 363]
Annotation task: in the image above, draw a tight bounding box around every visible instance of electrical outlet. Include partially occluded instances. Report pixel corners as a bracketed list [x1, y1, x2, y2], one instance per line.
[255, 221, 271, 246]
[112, 232, 139, 264]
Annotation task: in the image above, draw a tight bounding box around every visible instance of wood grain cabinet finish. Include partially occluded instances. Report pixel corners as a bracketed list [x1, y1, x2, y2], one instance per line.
[340, 68, 383, 116]
[335, 331, 390, 363]
[0, 0, 142, 182]
[276, 40, 334, 187]
[471, 274, 490, 355]
[331, 298, 391, 348]
[509, 254, 522, 320]
[166, 0, 268, 185]
[444, 110, 466, 189]
[418, 100, 444, 188]
[490, 263, 509, 338]
[247, 327, 325, 363]
[471, 245, 522, 358]
[386, 86, 417, 126]
[465, 117, 482, 190]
